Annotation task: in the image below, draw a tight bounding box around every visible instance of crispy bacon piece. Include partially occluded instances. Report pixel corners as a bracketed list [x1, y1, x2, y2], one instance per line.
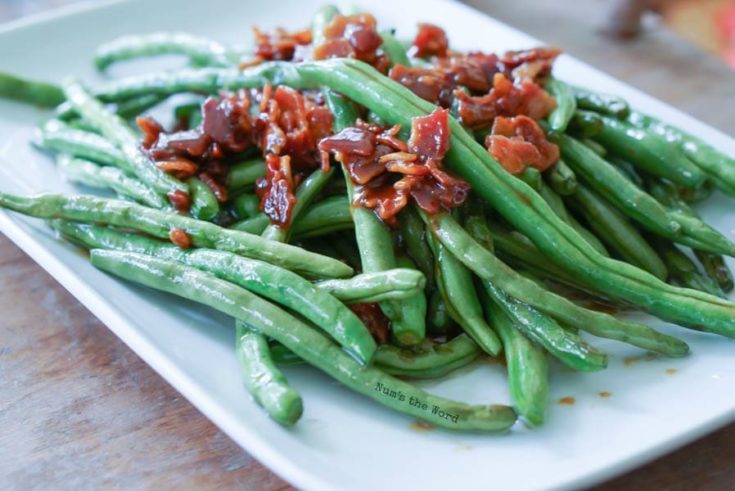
[485, 115, 560, 174]
[411, 23, 449, 58]
[454, 73, 556, 128]
[388, 64, 454, 106]
[500, 47, 561, 81]
[169, 228, 192, 248]
[155, 158, 199, 180]
[256, 154, 297, 227]
[199, 172, 229, 203]
[313, 13, 387, 70]
[137, 116, 164, 148]
[436, 51, 500, 92]
[253, 27, 312, 61]
[319, 109, 469, 225]
[167, 189, 191, 213]
[348, 303, 391, 344]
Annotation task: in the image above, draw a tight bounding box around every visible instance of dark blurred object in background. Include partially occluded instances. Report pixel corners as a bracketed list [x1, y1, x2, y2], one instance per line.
[607, 0, 735, 68]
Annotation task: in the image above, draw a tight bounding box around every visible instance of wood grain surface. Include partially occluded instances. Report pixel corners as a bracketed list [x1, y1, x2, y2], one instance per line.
[1, 0, 734, 489]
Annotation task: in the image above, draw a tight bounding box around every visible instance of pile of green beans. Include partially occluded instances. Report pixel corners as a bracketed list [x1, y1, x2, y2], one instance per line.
[2, 4, 735, 432]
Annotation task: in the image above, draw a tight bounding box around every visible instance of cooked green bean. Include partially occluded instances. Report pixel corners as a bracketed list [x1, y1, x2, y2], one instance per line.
[399, 205, 435, 287]
[90, 249, 517, 431]
[380, 30, 411, 67]
[568, 184, 668, 280]
[546, 159, 577, 195]
[572, 86, 630, 118]
[581, 138, 606, 157]
[63, 80, 188, 197]
[425, 223, 502, 356]
[115, 93, 168, 120]
[226, 158, 265, 190]
[484, 296, 549, 427]
[187, 176, 220, 221]
[57, 155, 167, 209]
[374, 334, 480, 379]
[425, 212, 690, 354]
[54, 221, 375, 362]
[545, 78, 576, 133]
[0, 192, 352, 279]
[38, 120, 131, 171]
[314, 268, 426, 304]
[235, 320, 303, 425]
[95, 32, 236, 71]
[0, 71, 65, 107]
[651, 239, 725, 298]
[427, 289, 452, 334]
[628, 110, 735, 196]
[230, 192, 260, 220]
[551, 133, 680, 237]
[519, 166, 542, 191]
[577, 110, 706, 187]
[695, 251, 734, 293]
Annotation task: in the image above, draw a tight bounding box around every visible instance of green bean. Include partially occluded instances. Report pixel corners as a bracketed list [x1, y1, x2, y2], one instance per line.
[484, 298, 549, 427]
[188, 176, 220, 221]
[0, 71, 65, 107]
[230, 213, 269, 234]
[425, 223, 502, 356]
[230, 193, 260, 220]
[569, 110, 604, 137]
[695, 251, 734, 293]
[518, 166, 542, 191]
[651, 239, 725, 298]
[546, 159, 577, 195]
[399, 206, 435, 287]
[628, 110, 735, 196]
[95, 32, 236, 71]
[116, 93, 168, 120]
[226, 158, 265, 191]
[54, 221, 374, 362]
[57, 155, 167, 209]
[332, 233, 362, 270]
[545, 78, 576, 133]
[577, 111, 706, 187]
[572, 86, 630, 118]
[568, 184, 668, 280]
[314, 268, 426, 304]
[374, 334, 480, 379]
[581, 138, 607, 157]
[537, 181, 608, 256]
[63, 81, 188, 197]
[425, 212, 690, 355]
[380, 30, 411, 67]
[551, 133, 680, 238]
[427, 289, 452, 334]
[90, 250, 517, 431]
[269, 342, 304, 366]
[326, 87, 426, 347]
[0, 192, 352, 279]
[93, 61, 735, 335]
[262, 168, 334, 242]
[235, 320, 303, 425]
[38, 120, 131, 171]
[607, 155, 645, 188]
[394, 254, 428, 343]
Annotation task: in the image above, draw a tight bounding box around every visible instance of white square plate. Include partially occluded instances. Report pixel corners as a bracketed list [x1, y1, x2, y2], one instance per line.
[1, 1, 734, 489]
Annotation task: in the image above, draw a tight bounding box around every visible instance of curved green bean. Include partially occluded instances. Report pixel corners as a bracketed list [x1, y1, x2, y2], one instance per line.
[226, 158, 265, 191]
[235, 321, 303, 425]
[314, 268, 426, 304]
[651, 239, 725, 298]
[572, 86, 630, 118]
[90, 250, 517, 432]
[188, 176, 220, 221]
[374, 334, 480, 379]
[545, 78, 576, 133]
[38, 120, 131, 171]
[0, 192, 353, 279]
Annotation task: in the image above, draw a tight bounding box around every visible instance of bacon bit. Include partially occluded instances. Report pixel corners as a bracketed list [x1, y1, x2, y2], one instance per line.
[169, 228, 192, 248]
[137, 116, 164, 148]
[313, 13, 387, 70]
[156, 159, 199, 180]
[500, 47, 561, 81]
[348, 303, 391, 344]
[256, 154, 297, 227]
[486, 115, 560, 174]
[253, 27, 312, 61]
[239, 55, 265, 69]
[199, 172, 229, 203]
[436, 51, 501, 92]
[410, 23, 449, 58]
[167, 189, 191, 213]
[454, 73, 556, 128]
[389, 64, 454, 106]
[319, 109, 469, 225]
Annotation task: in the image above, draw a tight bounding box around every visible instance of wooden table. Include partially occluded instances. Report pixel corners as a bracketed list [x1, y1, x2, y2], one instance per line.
[1, 0, 734, 489]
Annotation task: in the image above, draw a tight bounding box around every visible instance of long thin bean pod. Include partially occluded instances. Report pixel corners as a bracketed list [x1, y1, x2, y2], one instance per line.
[651, 239, 725, 298]
[545, 78, 576, 133]
[57, 155, 167, 209]
[374, 334, 480, 379]
[484, 297, 549, 427]
[235, 320, 303, 425]
[54, 221, 374, 362]
[546, 159, 577, 195]
[572, 86, 630, 118]
[399, 205, 435, 287]
[38, 120, 131, 171]
[90, 250, 517, 432]
[188, 176, 220, 221]
[0, 71, 65, 107]
[226, 158, 265, 191]
[0, 192, 352, 279]
[314, 268, 426, 304]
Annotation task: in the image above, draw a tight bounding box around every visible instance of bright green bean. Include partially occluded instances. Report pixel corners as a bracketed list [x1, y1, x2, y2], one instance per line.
[546, 159, 577, 195]
[38, 120, 131, 171]
[0, 71, 65, 107]
[374, 334, 480, 379]
[546, 78, 576, 133]
[314, 268, 426, 304]
[226, 158, 265, 191]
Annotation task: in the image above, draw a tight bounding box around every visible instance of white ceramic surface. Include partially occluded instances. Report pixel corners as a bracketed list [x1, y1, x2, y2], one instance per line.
[1, 1, 734, 490]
